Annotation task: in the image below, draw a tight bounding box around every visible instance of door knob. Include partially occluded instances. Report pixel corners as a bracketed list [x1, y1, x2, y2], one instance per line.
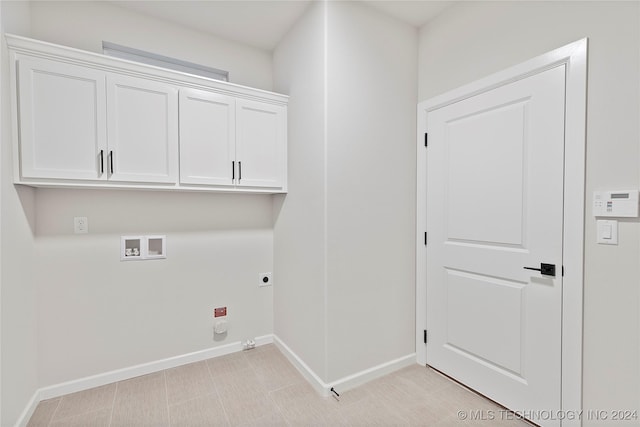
[523, 263, 556, 277]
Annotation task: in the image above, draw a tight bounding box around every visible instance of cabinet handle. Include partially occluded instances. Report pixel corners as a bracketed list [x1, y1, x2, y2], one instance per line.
[99, 150, 104, 174]
[239, 161, 242, 181]
[232, 161, 235, 181]
[109, 150, 114, 174]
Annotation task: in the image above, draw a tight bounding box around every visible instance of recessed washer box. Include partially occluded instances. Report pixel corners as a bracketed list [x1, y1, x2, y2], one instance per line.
[146, 235, 166, 259]
[121, 235, 166, 261]
[121, 236, 143, 260]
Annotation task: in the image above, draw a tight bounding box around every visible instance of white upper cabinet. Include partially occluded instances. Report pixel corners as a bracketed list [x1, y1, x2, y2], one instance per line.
[179, 90, 287, 190]
[236, 99, 286, 189]
[8, 34, 288, 193]
[17, 56, 107, 180]
[107, 75, 178, 184]
[17, 59, 179, 185]
[179, 88, 235, 186]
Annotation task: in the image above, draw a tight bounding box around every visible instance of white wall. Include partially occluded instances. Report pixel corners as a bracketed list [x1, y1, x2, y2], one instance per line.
[0, 2, 37, 425]
[273, 2, 328, 379]
[29, 1, 273, 91]
[418, 1, 640, 423]
[273, 0, 417, 384]
[34, 190, 274, 386]
[4, 0, 277, 396]
[325, 1, 417, 382]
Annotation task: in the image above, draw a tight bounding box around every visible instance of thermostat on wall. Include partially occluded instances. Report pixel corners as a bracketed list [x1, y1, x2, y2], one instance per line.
[593, 190, 639, 217]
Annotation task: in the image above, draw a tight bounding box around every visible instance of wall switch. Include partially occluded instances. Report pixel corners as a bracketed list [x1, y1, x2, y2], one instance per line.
[597, 219, 618, 245]
[74, 217, 88, 234]
[259, 273, 272, 287]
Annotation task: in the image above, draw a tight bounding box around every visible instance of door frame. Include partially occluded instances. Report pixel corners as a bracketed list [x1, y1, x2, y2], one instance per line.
[416, 39, 587, 427]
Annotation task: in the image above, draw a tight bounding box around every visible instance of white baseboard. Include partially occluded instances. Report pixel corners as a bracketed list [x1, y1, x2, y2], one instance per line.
[273, 335, 330, 396]
[17, 335, 414, 426]
[273, 334, 416, 397]
[15, 392, 40, 427]
[16, 335, 273, 427]
[330, 352, 417, 393]
[253, 335, 273, 347]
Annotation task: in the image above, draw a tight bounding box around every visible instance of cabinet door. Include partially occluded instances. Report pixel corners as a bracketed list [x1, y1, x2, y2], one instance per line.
[106, 75, 178, 184]
[17, 56, 107, 180]
[179, 89, 235, 186]
[235, 99, 286, 189]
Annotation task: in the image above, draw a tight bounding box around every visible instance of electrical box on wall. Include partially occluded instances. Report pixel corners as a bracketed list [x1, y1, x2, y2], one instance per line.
[593, 190, 639, 218]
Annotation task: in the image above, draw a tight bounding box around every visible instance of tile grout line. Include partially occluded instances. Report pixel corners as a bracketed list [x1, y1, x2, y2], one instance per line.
[163, 369, 171, 427]
[45, 397, 63, 427]
[28, 347, 531, 427]
[266, 379, 306, 395]
[44, 383, 122, 425]
[106, 381, 118, 427]
[210, 361, 236, 427]
[243, 347, 290, 425]
[205, 356, 232, 426]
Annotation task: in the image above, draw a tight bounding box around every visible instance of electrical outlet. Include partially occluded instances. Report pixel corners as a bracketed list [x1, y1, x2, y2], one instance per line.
[259, 273, 272, 287]
[74, 217, 88, 234]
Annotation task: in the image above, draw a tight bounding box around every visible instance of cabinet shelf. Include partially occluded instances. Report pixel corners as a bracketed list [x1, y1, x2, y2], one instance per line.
[14, 181, 287, 194]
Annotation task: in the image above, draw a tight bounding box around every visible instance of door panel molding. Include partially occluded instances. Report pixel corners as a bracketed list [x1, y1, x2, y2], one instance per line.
[416, 38, 587, 427]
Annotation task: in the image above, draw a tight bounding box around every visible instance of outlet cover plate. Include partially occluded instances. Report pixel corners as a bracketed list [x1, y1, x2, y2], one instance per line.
[259, 273, 272, 287]
[74, 217, 88, 234]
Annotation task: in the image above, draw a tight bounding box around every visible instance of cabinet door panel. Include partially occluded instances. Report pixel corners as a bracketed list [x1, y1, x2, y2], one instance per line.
[107, 75, 178, 183]
[235, 99, 286, 189]
[17, 57, 107, 180]
[179, 89, 235, 186]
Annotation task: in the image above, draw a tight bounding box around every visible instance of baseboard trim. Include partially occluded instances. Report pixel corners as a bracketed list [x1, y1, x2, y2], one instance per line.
[273, 334, 416, 397]
[330, 352, 417, 393]
[16, 335, 273, 427]
[15, 392, 40, 427]
[273, 335, 330, 396]
[18, 336, 414, 426]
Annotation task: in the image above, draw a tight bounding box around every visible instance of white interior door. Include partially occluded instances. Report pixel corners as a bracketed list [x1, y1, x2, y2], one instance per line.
[426, 65, 566, 426]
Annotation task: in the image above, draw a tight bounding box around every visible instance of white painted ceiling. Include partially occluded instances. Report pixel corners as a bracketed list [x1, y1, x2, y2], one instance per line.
[114, 1, 454, 51]
[363, 1, 452, 28]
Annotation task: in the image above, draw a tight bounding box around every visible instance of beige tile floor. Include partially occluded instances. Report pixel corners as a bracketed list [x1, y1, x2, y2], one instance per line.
[27, 344, 532, 426]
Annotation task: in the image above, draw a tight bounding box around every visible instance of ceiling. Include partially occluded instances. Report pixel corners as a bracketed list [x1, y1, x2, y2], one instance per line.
[363, 1, 452, 28]
[114, 1, 454, 51]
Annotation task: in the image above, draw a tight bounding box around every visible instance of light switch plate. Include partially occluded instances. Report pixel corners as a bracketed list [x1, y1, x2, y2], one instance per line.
[596, 220, 618, 245]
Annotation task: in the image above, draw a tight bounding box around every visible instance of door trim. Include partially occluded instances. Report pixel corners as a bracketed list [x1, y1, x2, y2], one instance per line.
[416, 39, 587, 427]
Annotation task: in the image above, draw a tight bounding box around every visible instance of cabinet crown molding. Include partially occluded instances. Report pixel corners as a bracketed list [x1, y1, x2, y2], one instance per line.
[5, 33, 288, 105]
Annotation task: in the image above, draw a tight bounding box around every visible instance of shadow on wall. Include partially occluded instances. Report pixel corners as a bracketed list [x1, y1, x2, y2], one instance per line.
[15, 185, 37, 236]
[271, 193, 286, 227]
[32, 187, 275, 236]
